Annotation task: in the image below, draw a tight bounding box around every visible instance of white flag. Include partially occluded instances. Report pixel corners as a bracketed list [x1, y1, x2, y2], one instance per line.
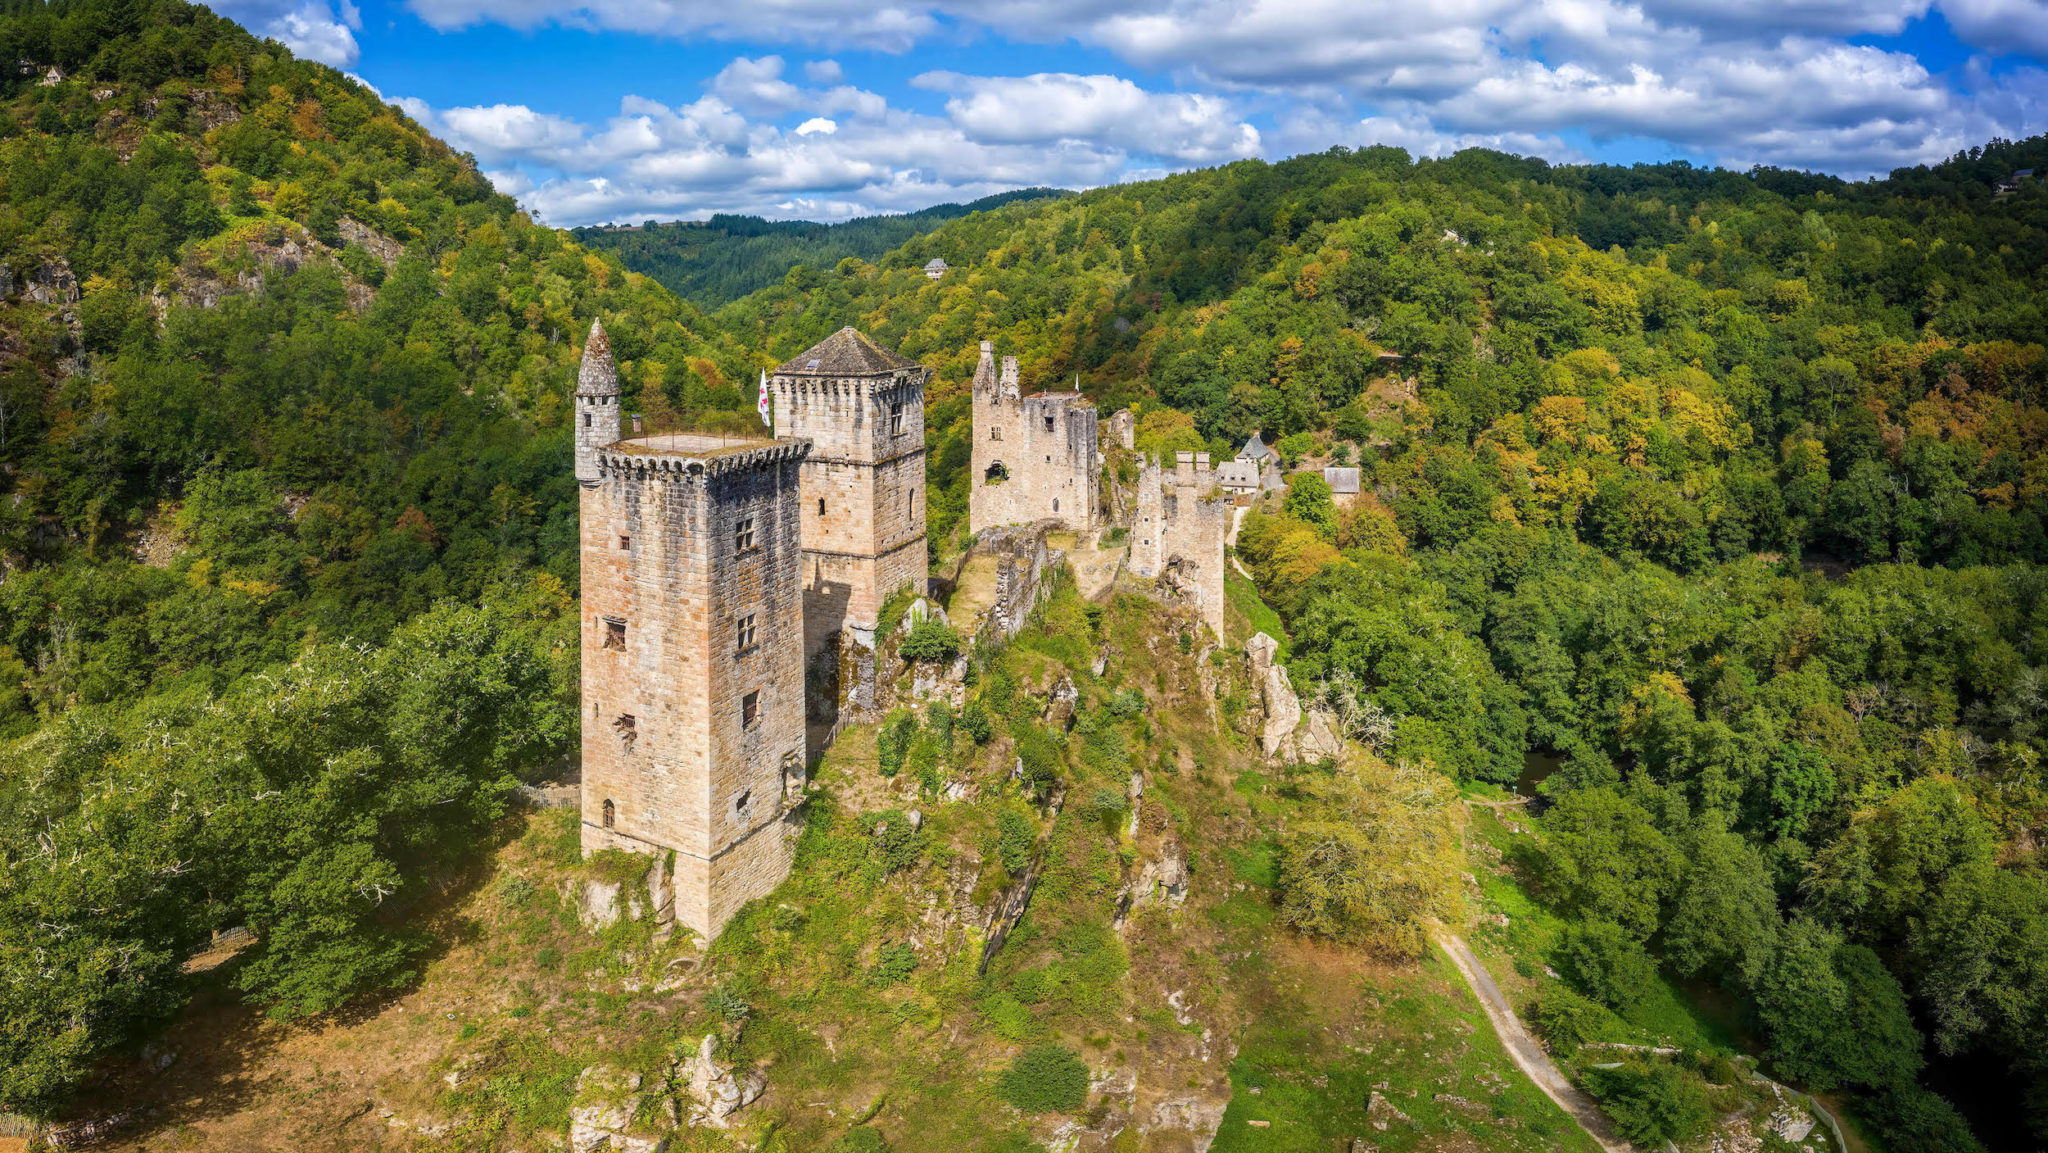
[757, 369, 772, 428]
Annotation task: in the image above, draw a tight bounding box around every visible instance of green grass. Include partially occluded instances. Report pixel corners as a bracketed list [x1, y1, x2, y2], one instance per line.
[1224, 564, 1287, 655]
[1210, 948, 1604, 1153]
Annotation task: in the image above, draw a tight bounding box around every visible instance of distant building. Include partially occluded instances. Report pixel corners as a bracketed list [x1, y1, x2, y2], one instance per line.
[1995, 170, 2037, 194]
[924, 258, 950, 280]
[1322, 467, 1361, 506]
[1236, 433, 1274, 467]
[1218, 459, 1260, 499]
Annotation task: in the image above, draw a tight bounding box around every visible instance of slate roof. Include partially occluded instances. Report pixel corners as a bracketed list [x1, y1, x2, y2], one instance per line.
[1217, 460, 1260, 489]
[925, 257, 950, 270]
[775, 326, 919, 376]
[1238, 433, 1274, 463]
[1323, 466, 1361, 495]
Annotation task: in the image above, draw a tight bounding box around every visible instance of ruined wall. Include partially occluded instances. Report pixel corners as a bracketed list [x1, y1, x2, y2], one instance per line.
[969, 342, 1099, 535]
[1129, 451, 1228, 641]
[773, 367, 929, 656]
[579, 440, 812, 940]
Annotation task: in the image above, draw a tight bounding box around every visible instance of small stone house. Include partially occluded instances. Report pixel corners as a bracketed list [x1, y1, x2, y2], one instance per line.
[924, 258, 949, 279]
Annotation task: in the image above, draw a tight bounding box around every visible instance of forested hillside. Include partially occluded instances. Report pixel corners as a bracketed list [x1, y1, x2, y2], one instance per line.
[692, 138, 2048, 1149]
[571, 188, 1068, 308]
[0, 0, 760, 1112]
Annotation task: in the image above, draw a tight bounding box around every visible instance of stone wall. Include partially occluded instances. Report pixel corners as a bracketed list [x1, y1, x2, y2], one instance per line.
[578, 438, 812, 940]
[969, 341, 1099, 535]
[1129, 451, 1229, 640]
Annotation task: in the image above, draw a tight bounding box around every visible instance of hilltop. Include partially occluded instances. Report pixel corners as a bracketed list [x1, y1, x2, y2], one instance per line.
[572, 189, 1070, 309]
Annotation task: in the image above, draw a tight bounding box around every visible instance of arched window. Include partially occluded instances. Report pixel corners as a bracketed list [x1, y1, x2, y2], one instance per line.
[984, 461, 1009, 485]
[1052, 498, 1060, 513]
[601, 798, 615, 828]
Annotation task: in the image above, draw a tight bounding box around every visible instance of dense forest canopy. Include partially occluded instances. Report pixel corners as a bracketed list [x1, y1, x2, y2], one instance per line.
[3, 1, 2048, 1150]
[571, 188, 1070, 308]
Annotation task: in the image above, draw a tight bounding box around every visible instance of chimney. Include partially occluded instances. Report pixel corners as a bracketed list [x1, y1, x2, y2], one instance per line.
[631, 414, 643, 434]
[973, 339, 997, 398]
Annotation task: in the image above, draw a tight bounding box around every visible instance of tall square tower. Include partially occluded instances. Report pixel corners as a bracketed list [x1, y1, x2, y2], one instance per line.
[768, 327, 930, 657]
[577, 323, 814, 937]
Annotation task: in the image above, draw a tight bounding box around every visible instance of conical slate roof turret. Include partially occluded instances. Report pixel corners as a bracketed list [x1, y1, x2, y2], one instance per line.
[576, 318, 618, 396]
[774, 326, 917, 377]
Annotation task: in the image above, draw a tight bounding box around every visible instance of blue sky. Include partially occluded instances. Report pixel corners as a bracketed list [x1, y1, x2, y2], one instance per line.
[213, 0, 2048, 226]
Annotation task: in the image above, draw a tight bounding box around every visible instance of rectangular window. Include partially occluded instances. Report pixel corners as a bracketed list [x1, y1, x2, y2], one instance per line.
[734, 515, 756, 551]
[618, 535, 631, 550]
[742, 690, 760, 728]
[1044, 414, 1055, 432]
[990, 426, 1002, 441]
[890, 402, 905, 436]
[735, 613, 757, 653]
[602, 617, 626, 650]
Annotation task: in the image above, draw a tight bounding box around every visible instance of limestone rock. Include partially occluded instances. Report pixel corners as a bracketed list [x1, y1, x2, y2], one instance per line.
[1258, 660, 1302, 758]
[1366, 1092, 1410, 1132]
[24, 259, 78, 306]
[1147, 1095, 1227, 1153]
[578, 877, 623, 930]
[1294, 705, 1344, 762]
[1045, 675, 1079, 731]
[568, 1066, 665, 1153]
[678, 1035, 764, 1128]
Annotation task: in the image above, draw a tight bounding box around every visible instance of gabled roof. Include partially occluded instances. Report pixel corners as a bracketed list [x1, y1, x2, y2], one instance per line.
[1217, 460, 1260, 487]
[1238, 433, 1274, 462]
[775, 326, 919, 376]
[925, 257, 950, 269]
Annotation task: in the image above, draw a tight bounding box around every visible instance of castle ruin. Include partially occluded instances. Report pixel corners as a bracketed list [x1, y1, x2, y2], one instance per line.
[1130, 450, 1229, 640]
[576, 320, 928, 939]
[969, 340, 1099, 534]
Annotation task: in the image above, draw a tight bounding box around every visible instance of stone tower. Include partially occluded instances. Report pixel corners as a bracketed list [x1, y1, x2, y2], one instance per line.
[577, 324, 814, 938]
[1131, 450, 1229, 640]
[969, 340, 1098, 534]
[574, 318, 621, 484]
[768, 327, 929, 657]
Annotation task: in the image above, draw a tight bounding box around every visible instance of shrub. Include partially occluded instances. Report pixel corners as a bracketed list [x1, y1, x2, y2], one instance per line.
[900, 616, 963, 663]
[960, 699, 993, 744]
[878, 711, 918, 777]
[996, 1044, 1090, 1113]
[1580, 1060, 1712, 1146]
[706, 982, 751, 1021]
[870, 809, 923, 873]
[1530, 987, 1610, 1056]
[1556, 920, 1660, 1013]
[870, 942, 917, 986]
[994, 804, 1036, 874]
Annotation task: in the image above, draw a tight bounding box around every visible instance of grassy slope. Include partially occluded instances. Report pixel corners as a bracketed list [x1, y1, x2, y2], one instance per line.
[87, 580, 1611, 1153]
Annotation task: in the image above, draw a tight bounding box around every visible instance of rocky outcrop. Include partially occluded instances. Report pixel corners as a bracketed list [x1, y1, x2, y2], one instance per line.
[676, 1035, 765, 1128]
[1246, 631, 1345, 764]
[337, 216, 403, 268]
[567, 1066, 666, 1153]
[1148, 1095, 1228, 1153]
[17, 258, 79, 306]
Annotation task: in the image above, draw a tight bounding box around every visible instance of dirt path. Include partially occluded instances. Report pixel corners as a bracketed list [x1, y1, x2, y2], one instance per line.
[1431, 929, 1636, 1153]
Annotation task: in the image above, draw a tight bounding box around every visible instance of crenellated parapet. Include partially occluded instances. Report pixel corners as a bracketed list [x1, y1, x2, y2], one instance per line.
[1130, 450, 1228, 640]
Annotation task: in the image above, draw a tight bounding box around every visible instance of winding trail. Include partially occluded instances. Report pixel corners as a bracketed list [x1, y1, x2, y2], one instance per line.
[1430, 928, 1636, 1153]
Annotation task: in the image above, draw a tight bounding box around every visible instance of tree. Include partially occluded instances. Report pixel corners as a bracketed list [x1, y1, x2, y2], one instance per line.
[1662, 826, 1778, 984]
[1810, 776, 1997, 943]
[1277, 753, 1465, 957]
[1751, 917, 1923, 1092]
[1283, 472, 1338, 538]
[1556, 919, 1660, 1012]
[1539, 787, 1683, 940]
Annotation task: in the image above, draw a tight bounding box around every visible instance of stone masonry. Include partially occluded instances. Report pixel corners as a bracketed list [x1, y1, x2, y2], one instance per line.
[1130, 451, 1229, 640]
[577, 320, 814, 939]
[969, 340, 1099, 535]
[770, 327, 930, 658]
